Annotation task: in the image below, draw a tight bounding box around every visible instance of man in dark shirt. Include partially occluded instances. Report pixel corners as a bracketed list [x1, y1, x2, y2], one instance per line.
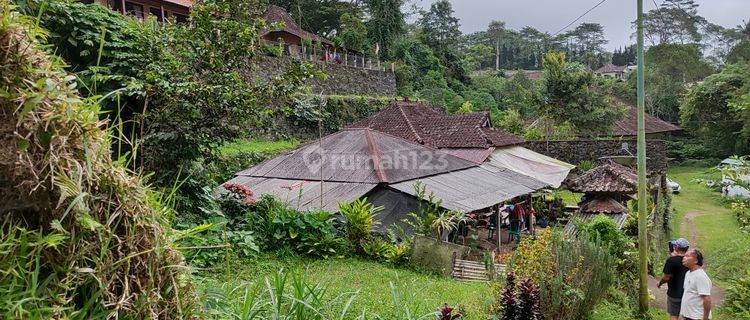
[658, 238, 690, 320]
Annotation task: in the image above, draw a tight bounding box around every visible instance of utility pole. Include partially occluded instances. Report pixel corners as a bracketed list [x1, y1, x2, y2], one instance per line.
[636, 0, 649, 314]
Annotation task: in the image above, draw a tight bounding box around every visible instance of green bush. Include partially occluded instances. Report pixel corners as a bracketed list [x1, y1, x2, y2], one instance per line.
[731, 200, 750, 232]
[361, 238, 411, 265]
[338, 198, 383, 250]
[577, 214, 631, 259]
[268, 206, 345, 258]
[510, 229, 616, 320]
[724, 270, 750, 318]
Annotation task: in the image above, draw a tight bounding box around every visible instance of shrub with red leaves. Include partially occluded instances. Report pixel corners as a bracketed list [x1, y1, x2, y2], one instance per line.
[223, 182, 257, 205]
[517, 278, 541, 320]
[500, 272, 518, 320]
[438, 303, 463, 320]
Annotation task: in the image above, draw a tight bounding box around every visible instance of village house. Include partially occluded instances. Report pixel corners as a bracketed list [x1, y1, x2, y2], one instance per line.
[82, 0, 191, 22]
[594, 63, 636, 80]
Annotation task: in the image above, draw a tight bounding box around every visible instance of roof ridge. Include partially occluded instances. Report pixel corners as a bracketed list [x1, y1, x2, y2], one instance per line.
[398, 104, 424, 144]
[364, 129, 388, 183]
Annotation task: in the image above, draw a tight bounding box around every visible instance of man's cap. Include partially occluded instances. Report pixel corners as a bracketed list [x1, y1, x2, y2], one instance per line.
[670, 238, 690, 249]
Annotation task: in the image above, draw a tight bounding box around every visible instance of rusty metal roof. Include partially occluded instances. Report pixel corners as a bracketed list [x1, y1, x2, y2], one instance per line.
[220, 176, 375, 212]
[236, 128, 476, 184]
[389, 165, 549, 212]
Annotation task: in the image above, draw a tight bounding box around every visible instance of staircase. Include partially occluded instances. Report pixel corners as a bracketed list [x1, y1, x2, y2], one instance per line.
[451, 258, 506, 282]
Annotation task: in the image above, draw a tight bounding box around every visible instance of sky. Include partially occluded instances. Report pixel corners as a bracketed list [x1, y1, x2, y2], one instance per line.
[409, 0, 748, 51]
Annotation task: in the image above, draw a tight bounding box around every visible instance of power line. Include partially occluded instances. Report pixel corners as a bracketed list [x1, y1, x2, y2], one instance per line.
[552, 0, 610, 36]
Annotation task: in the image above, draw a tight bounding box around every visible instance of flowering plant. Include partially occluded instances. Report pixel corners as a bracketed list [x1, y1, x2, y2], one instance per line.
[223, 182, 257, 205]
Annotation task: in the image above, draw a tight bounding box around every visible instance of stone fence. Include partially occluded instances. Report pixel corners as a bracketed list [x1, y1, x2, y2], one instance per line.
[249, 55, 397, 96]
[524, 139, 668, 173]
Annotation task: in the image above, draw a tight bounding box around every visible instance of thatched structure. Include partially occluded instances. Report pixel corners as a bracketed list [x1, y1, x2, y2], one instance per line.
[0, 2, 195, 317]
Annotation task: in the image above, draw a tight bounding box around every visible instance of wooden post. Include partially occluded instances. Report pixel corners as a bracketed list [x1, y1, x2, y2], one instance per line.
[345, 52, 348, 66]
[120, 0, 126, 14]
[391, 62, 395, 72]
[160, 5, 165, 23]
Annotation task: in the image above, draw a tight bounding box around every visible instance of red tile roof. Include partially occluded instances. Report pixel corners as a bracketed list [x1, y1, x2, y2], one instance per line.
[566, 162, 638, 194]
[595, 64, 628, 74]
[348, 101, 524, 149]
[261, 5, 333, 45]
[610, 98, 682, 136]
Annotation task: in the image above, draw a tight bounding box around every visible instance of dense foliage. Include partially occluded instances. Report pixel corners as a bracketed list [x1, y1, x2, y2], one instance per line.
[0, 2, 195, 317]
[510, 229, 615, 320]
[680, 63, 750, 157]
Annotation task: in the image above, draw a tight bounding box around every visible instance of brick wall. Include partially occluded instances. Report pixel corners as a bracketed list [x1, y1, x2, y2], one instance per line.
[524, 139, 668, 172]
[249, 55, 397, 96]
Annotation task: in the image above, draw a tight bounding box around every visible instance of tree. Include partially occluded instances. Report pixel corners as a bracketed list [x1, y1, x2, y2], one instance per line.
[418, 0, 461, 57]
[680, 63, 750, 156]
[338, 12, 368, 52]
[638, 0, 705, 45]
[463, 43, 494, 70]
[565, 23, 607, 69]
[270, 0, 359, 37]
[539, 52, 623, 137]
[362, 0, 405, 59]
[488, 20, 506, 71]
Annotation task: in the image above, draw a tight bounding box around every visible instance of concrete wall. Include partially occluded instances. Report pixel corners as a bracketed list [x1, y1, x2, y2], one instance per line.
[524, 139, 668, 173]
[250, 55, 397, 97]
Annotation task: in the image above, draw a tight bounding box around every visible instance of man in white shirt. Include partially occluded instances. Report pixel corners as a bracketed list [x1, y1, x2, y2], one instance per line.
[680, 249, 712, 320]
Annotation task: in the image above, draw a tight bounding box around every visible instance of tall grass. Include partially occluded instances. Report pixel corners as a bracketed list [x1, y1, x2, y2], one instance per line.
[200, 269, 439, 320]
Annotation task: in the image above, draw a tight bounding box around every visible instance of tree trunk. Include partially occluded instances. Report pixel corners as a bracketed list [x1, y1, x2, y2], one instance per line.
[495, 39, 500, 71]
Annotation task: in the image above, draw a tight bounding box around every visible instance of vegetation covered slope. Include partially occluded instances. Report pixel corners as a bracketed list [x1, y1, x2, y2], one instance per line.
[0, 1, 195, 317]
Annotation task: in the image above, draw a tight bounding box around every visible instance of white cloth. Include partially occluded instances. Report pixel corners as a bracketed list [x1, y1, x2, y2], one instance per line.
[680, 268, 712, 319]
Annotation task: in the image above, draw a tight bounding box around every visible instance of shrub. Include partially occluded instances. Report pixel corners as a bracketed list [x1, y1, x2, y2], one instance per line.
[724, 270, 750, 318]
[732, 200, 750, 232]
[510, 229, 615, 320]
[361, 238, 411, 265]
[577, 214, 631, 259]
[268, 206, 344, 258]
[495, 272, 541, 320]
[338, 198, 383, 250]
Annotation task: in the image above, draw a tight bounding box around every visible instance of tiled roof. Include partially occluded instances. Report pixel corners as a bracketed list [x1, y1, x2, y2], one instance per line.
[579, 196, 629, 214]
[609, 98, 682, 136]
[566, 162, 638, 194]
[261, 5, 333, 45]
[595, 64, 628, 74]
[347, 101, 524, 149]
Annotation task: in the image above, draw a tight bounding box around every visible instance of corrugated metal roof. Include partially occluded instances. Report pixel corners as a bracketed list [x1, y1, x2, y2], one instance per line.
[439, 148, 495, 164]
[389, 166, 549, 212]
[579, 197, 629, 214]
[237, 128, 475, 184]
[220, 176, 376, 212]
[563, 212, 629, 234]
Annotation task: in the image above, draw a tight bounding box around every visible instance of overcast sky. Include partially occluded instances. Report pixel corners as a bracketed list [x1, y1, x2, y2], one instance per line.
[409, 0, 748, 51]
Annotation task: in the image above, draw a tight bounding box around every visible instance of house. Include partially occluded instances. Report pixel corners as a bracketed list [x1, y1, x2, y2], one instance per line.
[220, 128, 550, 229]
[83, 0, 191, 22]
[594, 64, 634, 80]
[261, 5, 335, 55]
[607, 98, 682, 139]
[347, 101, 575, 187]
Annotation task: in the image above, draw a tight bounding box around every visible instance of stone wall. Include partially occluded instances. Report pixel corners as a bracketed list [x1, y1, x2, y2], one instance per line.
[250, 55, 397, 96]
[524, 139, 668, 172]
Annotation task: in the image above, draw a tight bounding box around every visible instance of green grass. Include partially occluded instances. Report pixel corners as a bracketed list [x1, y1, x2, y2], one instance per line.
[199, 255, 494, 319]
[551, 189, 583, 206]
[220, 138, 299, 156]
[667, 166, 750, 289]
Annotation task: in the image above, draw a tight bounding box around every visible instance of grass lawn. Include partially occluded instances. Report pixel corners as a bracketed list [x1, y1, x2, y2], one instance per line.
[198, 255, 495, 319]
[667, 166, 750, 288]
[220, 138, 300, 156]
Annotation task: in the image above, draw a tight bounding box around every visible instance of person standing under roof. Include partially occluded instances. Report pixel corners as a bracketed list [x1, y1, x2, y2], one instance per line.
[657, 238, 690, 320]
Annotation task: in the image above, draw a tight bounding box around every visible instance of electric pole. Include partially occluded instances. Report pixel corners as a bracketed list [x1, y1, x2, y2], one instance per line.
[636, 0, 649, 314]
